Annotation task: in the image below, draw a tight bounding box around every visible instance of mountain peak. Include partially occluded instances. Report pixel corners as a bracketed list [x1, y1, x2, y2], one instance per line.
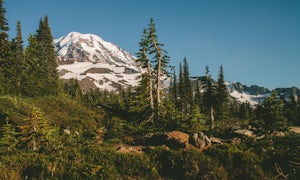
[55, 31, 136, 67]
[55, 32, 141, 91]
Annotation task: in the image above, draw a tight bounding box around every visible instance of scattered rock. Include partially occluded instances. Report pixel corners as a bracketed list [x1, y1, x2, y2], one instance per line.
[74, 131, 80, 136]
[272, 131, 285, 137]
[95, 128, 105, 144]
[290, 126, 300, 134]
[64, 129, 71, 135]
[234, 129, 254, 137]
[115, 144, 144, 154]
[190, 132, 211, 150]
[232, 137, 242, 144]
[210, 137, 223, 144]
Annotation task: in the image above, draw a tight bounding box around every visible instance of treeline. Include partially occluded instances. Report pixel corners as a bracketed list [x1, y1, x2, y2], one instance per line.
[0, 3, 58, 96]
[62, 18, 300, 136]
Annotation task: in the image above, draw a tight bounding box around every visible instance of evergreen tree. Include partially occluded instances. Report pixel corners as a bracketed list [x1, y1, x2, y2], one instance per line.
[255, 91, 290, 135]
[284, 89, 298, 125]
[18, 109, 54, 151]
[216, 65, 229, 119]
[188, 105, 205, 132]
[10, 21, 26, 95]
[0, 0, 10, 94]
[131, 73, 153, 119]
[135, 28, 154, 113]
[23, 34, 39, 97]
[297, 93, 300, 126]
[239, 102, 251, 119]
[194, 78, 203, 110]
[170, 68, 178, 109]
[178, 62, 184, 116]
[35, 16, 59, 95]
[0, 118, 18, 154]
[203, 66, 216, 130]
[182, 57, 193, 116]
[148, 18, 170, 121]
[64, 79, 83, 101]
[0, 70, 5, 94]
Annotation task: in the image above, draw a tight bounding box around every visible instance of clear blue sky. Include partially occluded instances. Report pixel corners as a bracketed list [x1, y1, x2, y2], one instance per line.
[5, 0, 300, 89]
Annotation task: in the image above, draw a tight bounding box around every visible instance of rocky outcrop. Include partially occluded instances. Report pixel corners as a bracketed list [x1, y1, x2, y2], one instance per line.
[143, 131, 189, 149]
[165, 131, 189, 148]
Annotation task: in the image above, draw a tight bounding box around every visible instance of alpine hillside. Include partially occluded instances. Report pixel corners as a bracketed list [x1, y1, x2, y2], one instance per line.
[55, 32, 142, 91]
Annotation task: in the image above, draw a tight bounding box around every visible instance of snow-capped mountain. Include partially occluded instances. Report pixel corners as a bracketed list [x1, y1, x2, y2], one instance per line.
[226, 82, 300, 106]
[226, 82, 271, 106]
[55, 32, 141, 91]
[191, 77, 299, 106]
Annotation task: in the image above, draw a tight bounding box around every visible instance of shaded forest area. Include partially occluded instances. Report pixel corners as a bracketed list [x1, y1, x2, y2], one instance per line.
[1, 1, 300, 179]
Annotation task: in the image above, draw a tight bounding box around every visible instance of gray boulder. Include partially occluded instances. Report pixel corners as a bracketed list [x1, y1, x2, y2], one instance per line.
[190, 132, 211, 150]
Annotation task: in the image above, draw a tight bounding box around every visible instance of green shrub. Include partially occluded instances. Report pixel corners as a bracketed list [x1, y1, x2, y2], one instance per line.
[205, 144, 264, 179]
[150, 148, 227, 179]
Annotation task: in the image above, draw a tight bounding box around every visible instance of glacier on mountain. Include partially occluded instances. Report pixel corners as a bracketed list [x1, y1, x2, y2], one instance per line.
[55, 32, 141, 91]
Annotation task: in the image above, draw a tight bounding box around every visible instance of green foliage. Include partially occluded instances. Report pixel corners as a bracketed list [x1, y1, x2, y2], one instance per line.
[0, 0, 11, 94]
[9, 21, 26, 96]
[284, 91, 298, 125]
[205, 144, 264, 179]
[0, 118, 18, 154]
[64, 78, 83, 101]
[150, 148, 227, 179]
[245, 134, 300, 179]
[189, 105, 207, 132]
[255, 91, 290, 135]
[216, 65, 229, 119]
[18, 108, 59, 152]
[0, 95, 105, 131]
[33, 16, 59, 96]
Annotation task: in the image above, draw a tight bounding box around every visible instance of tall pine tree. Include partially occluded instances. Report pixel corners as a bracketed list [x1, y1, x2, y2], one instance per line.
[135, 28, 154, 113]
[194, 78, 203, 110]
[23, 34, 40, 97]
[178, 62, 184, 116]
[182, 57, 193, 117]
[10, 21, 26, 95]
[216, 65, 229, 119]
[170, 68, 178, 109]
[203, 66, 216, 130]
[35, 16, 59, 96]
[0, 0, 10, 94]
[148, 18, 170, 121]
